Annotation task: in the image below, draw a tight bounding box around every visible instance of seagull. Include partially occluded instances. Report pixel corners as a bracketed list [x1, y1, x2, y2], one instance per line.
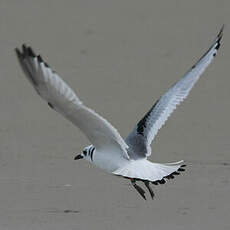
[15, 26, 223, 200]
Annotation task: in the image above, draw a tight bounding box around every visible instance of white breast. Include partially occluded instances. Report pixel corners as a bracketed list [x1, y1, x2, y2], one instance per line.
[92, 149, 129, 173]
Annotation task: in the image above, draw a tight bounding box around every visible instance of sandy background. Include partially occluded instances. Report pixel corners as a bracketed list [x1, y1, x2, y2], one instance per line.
[0, 0, 229, 229]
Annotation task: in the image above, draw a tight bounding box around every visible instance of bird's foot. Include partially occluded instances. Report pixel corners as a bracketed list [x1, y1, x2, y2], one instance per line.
[131, 179, 146, 200]
[144, 181, 154, 199]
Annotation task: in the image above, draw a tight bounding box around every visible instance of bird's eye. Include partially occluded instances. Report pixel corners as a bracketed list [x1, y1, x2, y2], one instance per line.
[83, 150, 87, 156]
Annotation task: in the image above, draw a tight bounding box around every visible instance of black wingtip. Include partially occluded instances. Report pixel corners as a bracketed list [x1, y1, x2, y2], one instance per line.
[15, 47, 22, 57]
[159, 179, 166, 184]
[150, 164, 186, 185]
[27, 46, 36, 57]
[152, 181, 158, 185]
[16, 44, 38, 58]
[217, 24, 224, 38]
[37, 55, 43, 63]
[18, 44, 36, 58]
[16, 44, 53, 74]
[215, 25, 224, 50]
[178, 168, 185, 172]
[15, 47, 27, 61]
[22, 43, 27, 49]
[22, 44, 28, 54]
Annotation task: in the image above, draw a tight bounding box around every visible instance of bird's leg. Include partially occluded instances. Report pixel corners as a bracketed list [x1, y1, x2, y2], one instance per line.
[144, 181, 154, 199]
[130, 179, 146, 200]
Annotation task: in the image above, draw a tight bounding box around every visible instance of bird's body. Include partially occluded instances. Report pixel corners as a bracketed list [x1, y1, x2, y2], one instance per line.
[15, 26, 223, 199]
[89, 146, 129, 172]
[84, 145, 183, 182]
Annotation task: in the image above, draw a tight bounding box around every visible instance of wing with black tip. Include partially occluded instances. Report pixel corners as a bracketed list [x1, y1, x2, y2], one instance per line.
[126, 26, 224, 159]
[15, 45, 130, 159]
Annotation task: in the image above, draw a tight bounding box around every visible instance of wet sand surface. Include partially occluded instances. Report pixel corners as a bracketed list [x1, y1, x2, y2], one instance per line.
[0, 0, 230, 229]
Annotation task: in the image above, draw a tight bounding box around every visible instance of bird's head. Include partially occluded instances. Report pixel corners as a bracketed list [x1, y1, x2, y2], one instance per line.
[74, 145, 95, 161]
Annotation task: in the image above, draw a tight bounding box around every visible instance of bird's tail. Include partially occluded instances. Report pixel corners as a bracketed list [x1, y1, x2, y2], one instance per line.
[112, 159, 185, 183]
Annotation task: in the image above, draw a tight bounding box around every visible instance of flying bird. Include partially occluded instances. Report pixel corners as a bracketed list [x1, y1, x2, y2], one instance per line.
[15, 26, 223, 200]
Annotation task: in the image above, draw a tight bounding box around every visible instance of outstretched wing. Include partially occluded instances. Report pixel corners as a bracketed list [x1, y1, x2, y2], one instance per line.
[15, 45, 129, 160]
[126, 26, 224, 160]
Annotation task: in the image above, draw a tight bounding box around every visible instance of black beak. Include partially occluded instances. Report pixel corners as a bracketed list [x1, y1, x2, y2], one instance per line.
[74, 154, 83, 160]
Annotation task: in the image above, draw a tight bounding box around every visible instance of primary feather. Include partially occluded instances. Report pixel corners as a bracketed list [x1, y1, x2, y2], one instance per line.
[126, 26, 224, 159]
[15, 45, 130, 160]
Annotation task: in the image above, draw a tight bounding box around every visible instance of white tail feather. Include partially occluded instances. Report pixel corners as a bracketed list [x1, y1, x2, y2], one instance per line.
[112, 159, 184, 182]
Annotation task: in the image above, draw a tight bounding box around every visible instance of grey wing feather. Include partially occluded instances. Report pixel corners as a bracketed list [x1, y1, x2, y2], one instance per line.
[126, 26, 224, 160]
[15, 45, 130, 160]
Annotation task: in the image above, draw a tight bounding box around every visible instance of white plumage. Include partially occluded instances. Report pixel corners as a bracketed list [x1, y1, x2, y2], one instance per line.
[15, 26, 223, 199]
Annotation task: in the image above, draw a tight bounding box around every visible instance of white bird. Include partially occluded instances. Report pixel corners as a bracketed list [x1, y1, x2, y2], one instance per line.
[15, 26, 223, 200]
